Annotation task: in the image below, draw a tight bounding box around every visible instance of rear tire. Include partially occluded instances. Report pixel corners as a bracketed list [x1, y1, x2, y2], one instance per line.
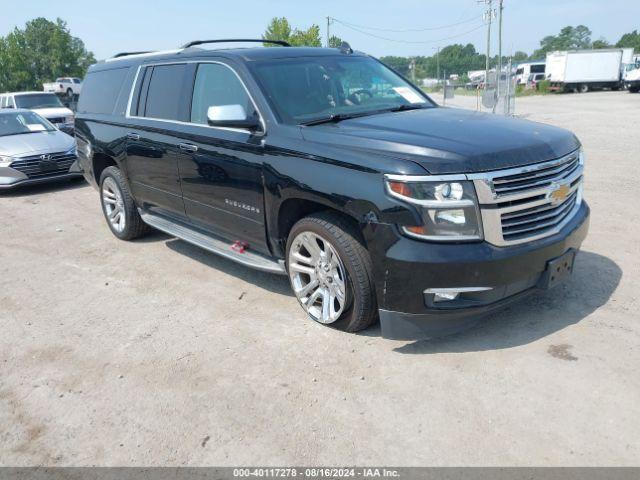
[99, 166, 150, 240]
[286, 211, 377, 333]
[579, 84, 589, 93]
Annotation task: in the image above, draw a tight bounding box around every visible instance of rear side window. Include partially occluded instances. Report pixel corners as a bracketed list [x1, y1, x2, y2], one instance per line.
[143, 64, 188, 121]
[77, 67, 129, 115]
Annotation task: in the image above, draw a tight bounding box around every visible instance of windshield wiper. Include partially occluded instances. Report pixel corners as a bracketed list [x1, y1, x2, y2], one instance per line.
[386, 104, 428, 112]
[300, 113, 356, 126]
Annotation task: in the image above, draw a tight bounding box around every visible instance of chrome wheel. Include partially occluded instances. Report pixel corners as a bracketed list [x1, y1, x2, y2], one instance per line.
[288, 231, 348, 324]
[101, 177, 125, 233]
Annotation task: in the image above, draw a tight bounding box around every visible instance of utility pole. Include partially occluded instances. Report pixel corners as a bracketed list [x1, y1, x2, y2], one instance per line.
[410, 57, 416, 84]
[496, 0, 504, 111]
[497, 0, 504, 82]
[480, 0, 494, 91]
[326, 16, 331, 48]
[432, 47, 440, 86]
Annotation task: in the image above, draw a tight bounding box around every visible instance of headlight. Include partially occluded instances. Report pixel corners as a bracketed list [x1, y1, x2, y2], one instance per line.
[578, 148, 585, 166]
[65, 145, 78, 156]
[385, 176, 483, 241]
[65, 115, 74, 124]
[0, 155, 14, 167]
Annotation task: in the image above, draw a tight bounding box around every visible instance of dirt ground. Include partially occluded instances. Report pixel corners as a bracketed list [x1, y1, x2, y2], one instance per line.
[1, 91, 638, 466]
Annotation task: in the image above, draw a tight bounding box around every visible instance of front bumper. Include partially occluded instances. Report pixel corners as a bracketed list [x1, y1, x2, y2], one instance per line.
[0, 160, 83, 190]
[367, 202, 590, 340]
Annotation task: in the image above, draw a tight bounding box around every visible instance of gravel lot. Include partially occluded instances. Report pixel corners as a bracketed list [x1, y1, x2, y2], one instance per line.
[1, 91, 638, 466]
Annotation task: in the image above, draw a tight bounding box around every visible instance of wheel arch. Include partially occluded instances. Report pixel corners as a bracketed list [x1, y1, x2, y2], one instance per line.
[92, 152, 118, 185]
[274, 198, 365, 257]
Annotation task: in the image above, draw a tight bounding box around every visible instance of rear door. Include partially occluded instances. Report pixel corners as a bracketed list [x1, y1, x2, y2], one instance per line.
[125, 63, 191, 220]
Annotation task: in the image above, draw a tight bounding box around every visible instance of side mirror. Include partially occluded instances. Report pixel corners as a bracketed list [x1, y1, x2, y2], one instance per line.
[207, 105, 261, 131]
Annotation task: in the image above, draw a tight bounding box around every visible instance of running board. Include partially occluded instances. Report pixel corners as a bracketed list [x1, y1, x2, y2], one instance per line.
[140, 211, 286, 275]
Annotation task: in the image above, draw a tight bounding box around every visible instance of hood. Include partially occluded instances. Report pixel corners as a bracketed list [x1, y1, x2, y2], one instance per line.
[32, 107, 74, 119]
[300, 107, 580, 174]
[0, 130, 75, 157]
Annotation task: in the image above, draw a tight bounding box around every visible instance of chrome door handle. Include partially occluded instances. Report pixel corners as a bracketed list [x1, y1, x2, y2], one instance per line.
[178, 143, 198, 153]
[127, 132, 140, 140]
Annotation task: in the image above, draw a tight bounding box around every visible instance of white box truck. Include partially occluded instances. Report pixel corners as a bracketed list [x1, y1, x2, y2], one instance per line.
[546, 49, 629, 93]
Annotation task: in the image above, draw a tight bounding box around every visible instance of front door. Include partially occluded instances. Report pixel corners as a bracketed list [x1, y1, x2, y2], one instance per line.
[177, 62, 269, 254]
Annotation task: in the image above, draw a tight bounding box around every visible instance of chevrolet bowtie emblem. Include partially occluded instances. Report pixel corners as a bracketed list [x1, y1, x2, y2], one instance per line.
[549, 182, 571, 205]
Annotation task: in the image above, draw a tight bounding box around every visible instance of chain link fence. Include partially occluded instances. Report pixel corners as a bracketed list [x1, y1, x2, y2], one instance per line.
[428, 68, 517, 116]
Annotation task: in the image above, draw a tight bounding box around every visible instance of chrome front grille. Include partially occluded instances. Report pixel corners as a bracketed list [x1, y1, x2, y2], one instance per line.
[471, 150, 584, 246]
[492, 151, 580, 196]
[10, 152, 77, 179]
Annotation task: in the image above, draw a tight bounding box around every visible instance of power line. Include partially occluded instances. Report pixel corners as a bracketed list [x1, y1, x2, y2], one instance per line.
[330, 15, 482, 33]
[331, 19, 486, 45]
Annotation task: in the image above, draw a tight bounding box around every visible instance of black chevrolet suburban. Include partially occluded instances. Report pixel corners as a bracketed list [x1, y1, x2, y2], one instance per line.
[75, 40, 589, 340]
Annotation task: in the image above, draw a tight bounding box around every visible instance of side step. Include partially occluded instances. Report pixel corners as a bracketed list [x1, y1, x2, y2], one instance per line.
[140, 211, 286, 275]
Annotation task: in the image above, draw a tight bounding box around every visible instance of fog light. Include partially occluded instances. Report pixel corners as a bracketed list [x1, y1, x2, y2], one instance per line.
[425, 287, 493, 303]
[434, 291, 459, 302]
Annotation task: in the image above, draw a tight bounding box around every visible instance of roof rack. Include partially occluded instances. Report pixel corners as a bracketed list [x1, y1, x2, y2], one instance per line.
[181, 39, 290, 49]
[112, 51, 154, 58]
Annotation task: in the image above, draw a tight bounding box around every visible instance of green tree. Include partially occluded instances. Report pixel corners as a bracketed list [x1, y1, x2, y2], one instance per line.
[262, 17, 321, 47]
[379, 56, 411, 76]
[328, 35, 345, 48]
[262, 17, 292, 46]
[0, 17, 94, 92]
[616, 30, 640, 50]
[533, 25, 592, 58]
[592, 38, 611, 49]
[289, 24, 322, 47]
[512, 51, 529, 62]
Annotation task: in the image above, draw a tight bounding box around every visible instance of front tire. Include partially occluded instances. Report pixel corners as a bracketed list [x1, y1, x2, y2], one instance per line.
[99, 166, 150, 240]
[286, 212, 377, 333]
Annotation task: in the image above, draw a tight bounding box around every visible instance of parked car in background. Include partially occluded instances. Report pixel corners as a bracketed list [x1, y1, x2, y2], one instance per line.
[527, 73, 545, 89]
[0, 109, 80, 189]
[0, 92, 75, 135]
[76, 40, 589, 340]
[514, 61, 545, 85]
[43, 77, 83, 99]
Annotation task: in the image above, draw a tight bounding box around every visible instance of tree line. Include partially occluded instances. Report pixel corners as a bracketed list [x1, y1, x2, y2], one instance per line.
[262, 18, 640, 81]
[1, 16, 639, 93]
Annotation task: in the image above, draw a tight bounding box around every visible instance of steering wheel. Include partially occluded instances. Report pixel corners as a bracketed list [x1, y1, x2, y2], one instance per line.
[347, 89, 373, 105]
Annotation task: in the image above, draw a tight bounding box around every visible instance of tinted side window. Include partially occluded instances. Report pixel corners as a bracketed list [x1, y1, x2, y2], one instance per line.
[143, 64, 188, 121]
[190, 63, 253, 125]
[77, 67, 129, 115]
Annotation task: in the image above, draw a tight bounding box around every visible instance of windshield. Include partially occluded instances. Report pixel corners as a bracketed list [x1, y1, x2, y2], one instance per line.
[14, 93, 64, 109]
[0, 111, 55, 137]
[249, 55, 435, 125]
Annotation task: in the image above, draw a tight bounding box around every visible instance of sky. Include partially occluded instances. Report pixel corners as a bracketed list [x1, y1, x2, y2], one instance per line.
[1, 0, 639, 60]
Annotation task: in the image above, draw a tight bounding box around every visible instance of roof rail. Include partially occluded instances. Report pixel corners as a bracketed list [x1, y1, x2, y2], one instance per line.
[181, 39, 290, 49]
[112, 51, 154, 58]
